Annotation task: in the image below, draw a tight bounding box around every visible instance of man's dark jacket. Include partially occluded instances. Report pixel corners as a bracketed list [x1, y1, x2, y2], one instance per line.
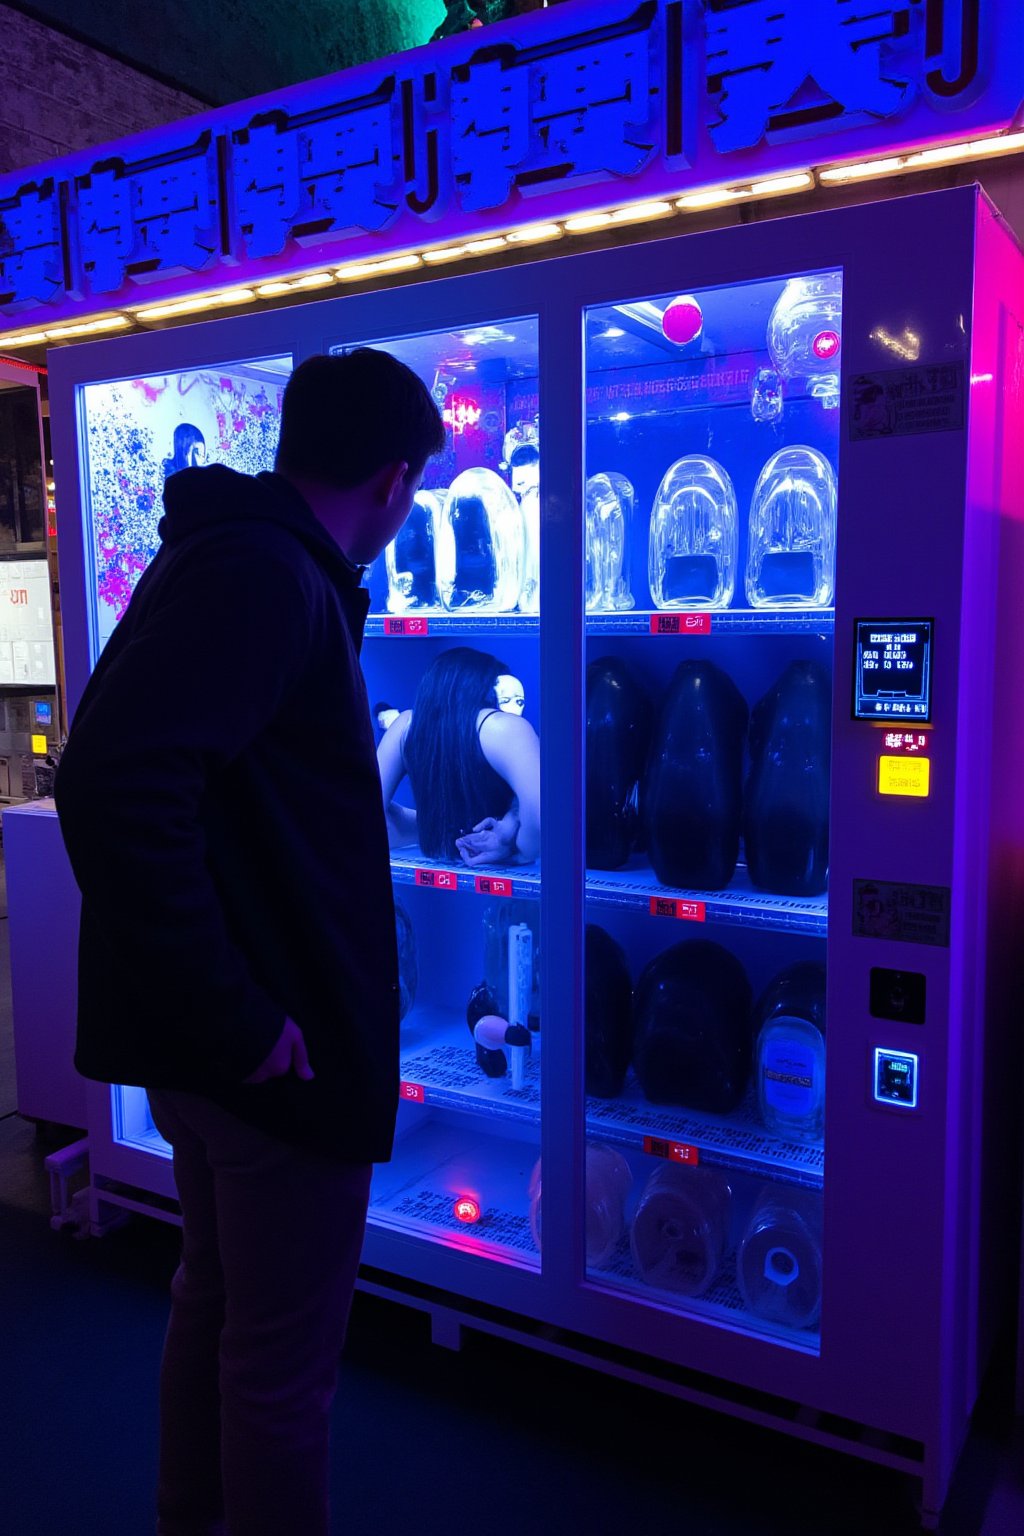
[55, 465, 400, 1163]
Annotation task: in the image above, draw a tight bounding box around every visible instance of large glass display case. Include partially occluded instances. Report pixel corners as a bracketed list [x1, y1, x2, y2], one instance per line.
[580, 275, 837, 1346]
[339, 319, 543, 1266]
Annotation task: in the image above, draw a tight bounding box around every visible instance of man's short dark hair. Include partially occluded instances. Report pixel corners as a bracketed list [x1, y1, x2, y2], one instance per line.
[508, 443, 540, 468]
[276, 350, 446, 489]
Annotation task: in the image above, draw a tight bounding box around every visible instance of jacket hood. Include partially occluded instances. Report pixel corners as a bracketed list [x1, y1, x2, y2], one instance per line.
[159, 465, 365, 589]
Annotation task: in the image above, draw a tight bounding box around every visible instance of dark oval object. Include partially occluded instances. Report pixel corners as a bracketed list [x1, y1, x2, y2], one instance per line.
[744, 660, 831, 896]
[586, 657, 653, 870]
[645, 660, 748, 890]
[752, 961, 827, 1039]
[467, 980, 501, 1037]
[585, 924, 633, 1098]
[633, 939, 753, 1113]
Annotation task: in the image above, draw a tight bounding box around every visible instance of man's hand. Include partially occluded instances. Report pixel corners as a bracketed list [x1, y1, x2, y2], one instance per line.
[243, 1018, 315, 1084]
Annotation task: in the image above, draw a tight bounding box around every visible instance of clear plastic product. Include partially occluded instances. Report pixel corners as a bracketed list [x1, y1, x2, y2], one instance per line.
[649, 455, 738, 610]
[585, 471, 635, 612]
[518, 483, 540, 613]
[385, 489, 442, 613]
[745, 445, 837, 608]
[767, 273, 843, 410]
[435, 466, 525, 613]
[530, 1143, 633, 1265]
[750, 365, 784, 424]
[737, 1185, 823, 1330]
[754, 963, 827, 1142]
[630, 1163, 732, 1297]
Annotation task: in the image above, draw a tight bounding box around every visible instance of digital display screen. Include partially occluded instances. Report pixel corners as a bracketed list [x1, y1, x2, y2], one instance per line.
[0, 559, 57, 687]
[33, 700, 52, 726]
[854, 619, 933, 721]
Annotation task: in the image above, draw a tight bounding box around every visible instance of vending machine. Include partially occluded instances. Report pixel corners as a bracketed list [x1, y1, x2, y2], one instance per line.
[46, 185, 1024, 1523]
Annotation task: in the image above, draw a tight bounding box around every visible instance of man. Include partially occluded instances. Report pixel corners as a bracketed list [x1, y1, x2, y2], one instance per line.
[55, 349, 446, 1536]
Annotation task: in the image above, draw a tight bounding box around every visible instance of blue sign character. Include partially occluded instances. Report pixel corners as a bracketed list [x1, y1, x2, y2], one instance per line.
[452, 3, 658, 213]
[233, 85, 400, 260]
[77, 136, 219, 295]
[706, 0, 922, 153]
[0, 180, 64, 312]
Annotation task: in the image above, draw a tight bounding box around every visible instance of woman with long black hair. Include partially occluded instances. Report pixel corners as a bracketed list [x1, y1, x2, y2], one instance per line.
[377, 646, 540, 865]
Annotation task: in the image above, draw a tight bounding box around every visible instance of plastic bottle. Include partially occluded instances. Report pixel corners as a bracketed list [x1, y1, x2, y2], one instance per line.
[753, 962, 827, 1142]
[529, 1143, 633, 1266]
[649, 455, 738, 610]
[745, 446, 837, 609]
[737, 1184, 823, 1330]
[630, 1163, 732, 1297]
[483, 901, 539, 1024]
[768, 272, 843, 411]
[435, 467, 524, 613]
[632, 939, 753, 1114]
[744, 660, 831, 897]
[645, 660, 748, 891]
[585, 656, 653, 871]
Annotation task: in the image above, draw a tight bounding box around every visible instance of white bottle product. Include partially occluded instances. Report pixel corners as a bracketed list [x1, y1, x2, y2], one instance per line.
[745, 445, 837, 609]
[436, 466, 525, 613]
[648, 455, 738, 610]
[507, 923, 533, 1031]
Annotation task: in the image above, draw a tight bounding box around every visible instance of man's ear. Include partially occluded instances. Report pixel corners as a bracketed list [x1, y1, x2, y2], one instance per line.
[379, 460, 410, 506]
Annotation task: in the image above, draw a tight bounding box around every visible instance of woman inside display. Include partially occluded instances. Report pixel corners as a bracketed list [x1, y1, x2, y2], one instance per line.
[377, 646, 540, 866]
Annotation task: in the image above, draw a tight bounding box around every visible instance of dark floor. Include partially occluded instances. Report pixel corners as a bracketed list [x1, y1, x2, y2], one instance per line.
[1, 864, 1022, 1534]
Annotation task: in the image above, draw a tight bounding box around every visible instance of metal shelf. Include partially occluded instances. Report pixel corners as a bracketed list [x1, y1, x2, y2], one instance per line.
[587, 608, 835, 637]
[586, 861, 828, 937]
[396, 1011, 823, 1190]
[365, 611, 539, 637]
[391, 852, 540, 900]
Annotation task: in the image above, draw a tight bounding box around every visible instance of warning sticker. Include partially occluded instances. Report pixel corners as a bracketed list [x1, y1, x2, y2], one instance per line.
[849, 364, 965, 441]
[852, 879, 951, 947]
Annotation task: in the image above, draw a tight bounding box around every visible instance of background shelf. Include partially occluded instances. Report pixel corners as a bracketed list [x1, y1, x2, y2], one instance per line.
[366, 612, 540, 637]
[586, 862, 828, 936]
[586, 609, 835, 637]
[391, 852, 541, 899]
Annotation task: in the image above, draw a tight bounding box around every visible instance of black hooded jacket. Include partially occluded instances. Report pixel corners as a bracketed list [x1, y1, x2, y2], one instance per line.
[55, 465, 400, 1163]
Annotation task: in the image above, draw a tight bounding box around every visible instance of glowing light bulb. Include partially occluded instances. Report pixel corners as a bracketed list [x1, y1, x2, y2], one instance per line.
[454, 1197, 481, 1224]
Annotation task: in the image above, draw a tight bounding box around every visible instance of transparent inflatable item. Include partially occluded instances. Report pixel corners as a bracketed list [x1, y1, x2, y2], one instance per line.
[585, 471, 635, 612]
[630, 1163, 732, 1298]
[385, 489, 441, 613]
[435, 467, 525, 613]
[518, 483, 540, 613]
[737, 1185, 823, 1330]
[750, 366, 784, 425]
[649, 455, 738, 610]
[745, 446, 837, 608]
[530, 1143, 633, 1266]
[767, 273, 842, 410]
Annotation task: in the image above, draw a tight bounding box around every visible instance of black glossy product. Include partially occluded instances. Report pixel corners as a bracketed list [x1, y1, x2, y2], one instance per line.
[744, 660, 831, 896]
[585, 924, 633, 1098]
[586, 657, 653, 870]
[753, 961, 827, 1038]
[645, 660, 748, 891]
[633, 939, 753, 1113]
[466, 980, 500, 1036]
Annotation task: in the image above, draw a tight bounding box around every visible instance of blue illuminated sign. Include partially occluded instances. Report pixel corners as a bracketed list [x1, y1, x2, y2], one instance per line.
[0, 0, 1019, 331]
[874, 1047, 920, 1109]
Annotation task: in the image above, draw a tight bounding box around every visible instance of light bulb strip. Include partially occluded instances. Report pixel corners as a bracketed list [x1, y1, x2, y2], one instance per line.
[1, 128, 1021, 349]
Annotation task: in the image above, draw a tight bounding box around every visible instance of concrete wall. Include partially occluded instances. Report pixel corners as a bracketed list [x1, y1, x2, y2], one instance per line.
[0, 5, 204, 176]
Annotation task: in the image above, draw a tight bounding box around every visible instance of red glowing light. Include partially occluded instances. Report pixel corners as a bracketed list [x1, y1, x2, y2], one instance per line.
[812, 330, 841, 361]
[661, 295, 704, 346]
[454, 1197, 481, 1224]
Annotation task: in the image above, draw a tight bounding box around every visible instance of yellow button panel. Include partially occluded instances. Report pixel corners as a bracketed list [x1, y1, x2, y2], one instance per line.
[30, 733, 47, 756]
[878, 755, 930, 798]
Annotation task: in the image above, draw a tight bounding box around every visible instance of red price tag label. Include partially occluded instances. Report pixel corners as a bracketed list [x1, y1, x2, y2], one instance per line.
[384, 616, 429, 636]
[474, 875, 513, 897]
[400, 1081, 425, 1104]
[649, 897, 706, 922]
[643, 1136, 700, 1165]
[415, 867, 459, 891]
[649, 612, 712, 636]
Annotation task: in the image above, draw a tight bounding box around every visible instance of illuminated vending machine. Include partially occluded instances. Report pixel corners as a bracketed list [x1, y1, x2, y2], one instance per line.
[49, 187, 1024, 1523]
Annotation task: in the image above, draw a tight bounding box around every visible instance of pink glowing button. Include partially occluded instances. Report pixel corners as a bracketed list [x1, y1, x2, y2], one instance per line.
[813, 330, 841, 361]
[454, 1197, 481, 1224]
[662, 295, 704, 346]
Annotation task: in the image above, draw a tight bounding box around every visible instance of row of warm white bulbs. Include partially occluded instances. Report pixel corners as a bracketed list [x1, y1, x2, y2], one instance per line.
[1, 128, 1021, 349]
